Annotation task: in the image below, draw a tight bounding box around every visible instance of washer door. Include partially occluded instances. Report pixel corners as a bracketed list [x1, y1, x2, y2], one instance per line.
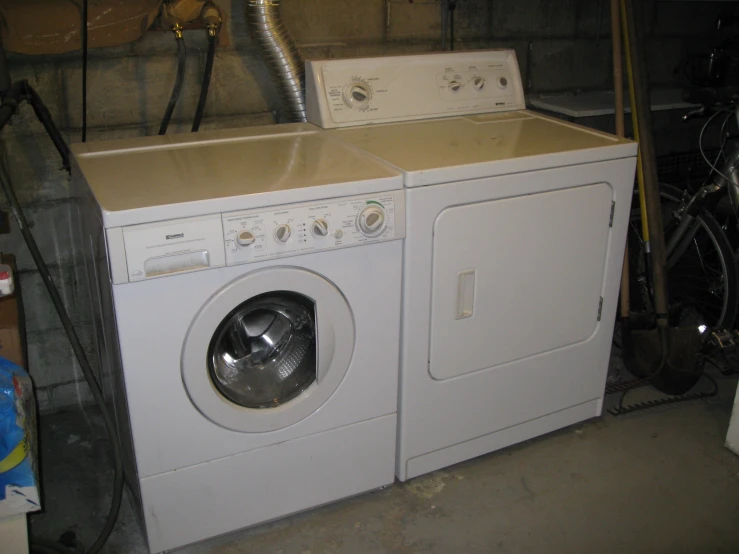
[182, 267, 355, 432]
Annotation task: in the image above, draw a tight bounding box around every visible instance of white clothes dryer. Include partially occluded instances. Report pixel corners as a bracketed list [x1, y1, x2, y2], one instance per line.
[71, 124, 405, 552]
[306, 51, 638, 481]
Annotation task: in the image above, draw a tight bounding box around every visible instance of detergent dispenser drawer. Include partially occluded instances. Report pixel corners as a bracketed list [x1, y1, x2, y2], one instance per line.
[428, 182, 613, 381]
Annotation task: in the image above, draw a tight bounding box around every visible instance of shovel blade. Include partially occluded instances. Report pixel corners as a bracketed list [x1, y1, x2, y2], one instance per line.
[621, 322, 703, 395]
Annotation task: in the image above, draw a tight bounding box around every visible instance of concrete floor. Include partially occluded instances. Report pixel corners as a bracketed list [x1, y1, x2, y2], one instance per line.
[29, 372, 739, 554]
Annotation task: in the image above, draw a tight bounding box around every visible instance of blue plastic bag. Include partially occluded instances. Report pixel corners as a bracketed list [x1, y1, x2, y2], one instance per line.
[0, 355, 39, 515]
[0, 356, 29, 473]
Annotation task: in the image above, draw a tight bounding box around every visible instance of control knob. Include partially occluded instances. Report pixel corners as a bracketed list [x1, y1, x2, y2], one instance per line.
[343, 81, 372, 109]
[357, 205, 386, 236]
[273, 224, 292, 243]
[473, 77, 485, 90]
[236, 230, 255, 247]
[311, 219, 330, 237]
[448, 81, 462, 93]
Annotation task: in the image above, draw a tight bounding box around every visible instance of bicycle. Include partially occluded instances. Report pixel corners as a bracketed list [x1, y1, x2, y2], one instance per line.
[627, 89, 739, 333]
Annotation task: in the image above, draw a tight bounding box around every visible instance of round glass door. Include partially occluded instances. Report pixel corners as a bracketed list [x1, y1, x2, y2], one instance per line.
[209, 293, 316, 409]
[182, 267, 355, 433]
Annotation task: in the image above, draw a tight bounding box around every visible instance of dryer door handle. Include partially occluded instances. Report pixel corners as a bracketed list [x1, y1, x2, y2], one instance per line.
[456, 269, 476, 320]
[316, 310, 336, 383]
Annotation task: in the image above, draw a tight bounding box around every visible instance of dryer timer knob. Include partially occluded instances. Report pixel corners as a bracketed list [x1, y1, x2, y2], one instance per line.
[357, 205, 386, 236]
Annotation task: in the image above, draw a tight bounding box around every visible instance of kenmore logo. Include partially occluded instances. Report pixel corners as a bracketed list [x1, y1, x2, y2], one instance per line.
[166, 233, 184, 240]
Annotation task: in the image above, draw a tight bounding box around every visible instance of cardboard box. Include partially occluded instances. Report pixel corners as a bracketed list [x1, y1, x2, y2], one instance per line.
[0, 255, 24, 368]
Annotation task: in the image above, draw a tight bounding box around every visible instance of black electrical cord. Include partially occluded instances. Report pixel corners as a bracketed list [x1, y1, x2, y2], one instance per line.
[159, 36, 187, 135]
[82, 0, 88, 142]
[191, 34, 216, 132]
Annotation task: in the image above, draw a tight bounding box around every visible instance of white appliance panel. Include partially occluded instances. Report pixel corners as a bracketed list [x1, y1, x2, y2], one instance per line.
[112, 240, 403, 478]
[223, 193, 400, 265]
[122, 214, 226, 282]
[306, 50, 525, 128]
[72, 123, 403, 228]
[109, 191, 405, 284]
[141, 415, 395, 553]
[429, 183, 613, 379]
[397, 158, 636, 481]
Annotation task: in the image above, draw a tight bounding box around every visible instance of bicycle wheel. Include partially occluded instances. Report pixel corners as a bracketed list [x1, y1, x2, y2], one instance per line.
[628, 184, 738, 331]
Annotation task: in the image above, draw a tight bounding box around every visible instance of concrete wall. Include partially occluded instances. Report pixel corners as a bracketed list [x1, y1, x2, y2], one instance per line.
[0, 0, 731, 412]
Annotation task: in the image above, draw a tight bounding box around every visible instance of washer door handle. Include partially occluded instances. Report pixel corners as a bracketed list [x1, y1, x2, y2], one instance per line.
[456, 269, 476, 320]
[316, 308, 336, 383]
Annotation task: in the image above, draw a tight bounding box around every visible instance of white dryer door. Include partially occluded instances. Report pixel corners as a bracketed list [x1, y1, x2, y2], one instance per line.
[428, 182, 613, 380]
[182, 267, 355, 432]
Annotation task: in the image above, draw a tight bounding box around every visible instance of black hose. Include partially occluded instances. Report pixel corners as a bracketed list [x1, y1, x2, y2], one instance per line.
[191, 34, 216, 133]
[0, 162, 123, 554]
[449, 0, 457, 51]
[0, 34, 11, 97]
[25, 84, 70, 170]
[0, 81, 24, 129]
[159, 37, 187, 135]
[82, 0, 88, 142]
[0, 81, 69, 170]
[441, 0, 448, 51]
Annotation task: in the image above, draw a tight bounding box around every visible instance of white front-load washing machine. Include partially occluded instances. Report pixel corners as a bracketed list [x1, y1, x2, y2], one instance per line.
[306, 51, 638, 481]
[71, 123, 405, 552]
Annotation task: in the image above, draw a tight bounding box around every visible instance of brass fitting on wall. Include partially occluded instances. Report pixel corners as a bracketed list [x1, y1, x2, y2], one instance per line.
[171, 21, 184, 39]
[201, 2, 222, 37]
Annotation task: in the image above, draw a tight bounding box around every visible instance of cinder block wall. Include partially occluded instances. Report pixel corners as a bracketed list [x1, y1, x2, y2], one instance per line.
[0, 0, 730, 412]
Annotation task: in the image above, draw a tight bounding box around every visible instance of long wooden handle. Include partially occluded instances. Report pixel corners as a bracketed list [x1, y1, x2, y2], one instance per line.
[623, 0, 670, 326]
[611, 0, 630, 320]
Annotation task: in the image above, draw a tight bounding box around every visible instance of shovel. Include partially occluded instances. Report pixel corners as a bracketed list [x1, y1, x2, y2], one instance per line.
[618, 0, 702, 392]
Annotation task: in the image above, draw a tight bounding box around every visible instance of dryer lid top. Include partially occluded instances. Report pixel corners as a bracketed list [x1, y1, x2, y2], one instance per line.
[331, 111, 637, 187]
[72, 123, 402, 227]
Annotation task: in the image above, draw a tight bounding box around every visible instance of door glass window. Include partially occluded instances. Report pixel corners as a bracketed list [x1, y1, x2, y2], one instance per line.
[208, 292, 316, 409]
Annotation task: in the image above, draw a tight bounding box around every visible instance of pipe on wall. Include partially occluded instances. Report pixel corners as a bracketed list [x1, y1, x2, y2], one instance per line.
[245, 0, 306, 122]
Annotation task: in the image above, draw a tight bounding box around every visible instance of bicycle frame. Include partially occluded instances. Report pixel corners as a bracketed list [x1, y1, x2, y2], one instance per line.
[665, 105, 739, 266]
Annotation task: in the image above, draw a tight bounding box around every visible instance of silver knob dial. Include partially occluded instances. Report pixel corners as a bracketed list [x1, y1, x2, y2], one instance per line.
[473, 77, 485, 90]
[449, 81, 462, 92]
[273, 224, 291, 243]
[357, 205, 386, 236]
[236, 230, 256, 247]
[311, 219, 329, 237]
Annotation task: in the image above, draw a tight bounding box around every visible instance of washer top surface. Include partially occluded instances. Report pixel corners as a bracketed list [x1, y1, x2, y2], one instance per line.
[72, 123, 402, 227]
[332, 111, 636, 187]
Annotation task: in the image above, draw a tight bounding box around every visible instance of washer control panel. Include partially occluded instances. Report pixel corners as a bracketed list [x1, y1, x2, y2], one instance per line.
[222, 191, 404, 266]
[306, 50, 525, 128]
[112, 191, 405, 284]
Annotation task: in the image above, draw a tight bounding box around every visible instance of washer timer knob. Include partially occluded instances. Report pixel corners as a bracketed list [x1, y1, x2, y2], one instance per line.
[357, 205, 386, 236]
[473, 77, 485, 90]
[273, 224, 292, 243]
[236, 230, 256, 247]
[448, 81, 462, 92]
[311, 219, 329, 237]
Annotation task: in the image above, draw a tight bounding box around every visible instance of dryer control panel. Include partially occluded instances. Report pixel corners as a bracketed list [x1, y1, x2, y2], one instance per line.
[222, 192, 403, 266]
[306, 50, 525, 128]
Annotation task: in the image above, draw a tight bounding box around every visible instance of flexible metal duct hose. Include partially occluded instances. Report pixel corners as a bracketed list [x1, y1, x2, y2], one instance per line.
[246, 0, 306, 122]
